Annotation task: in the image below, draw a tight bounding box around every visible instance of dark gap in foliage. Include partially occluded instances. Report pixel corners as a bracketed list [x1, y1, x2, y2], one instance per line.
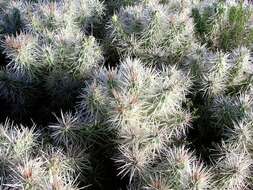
[187, 93, 222, 163]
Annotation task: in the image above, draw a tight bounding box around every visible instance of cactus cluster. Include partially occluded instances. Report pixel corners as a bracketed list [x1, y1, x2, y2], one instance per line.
[1, 0, 253, 189]
[192, 0, 253, 51]
[0, 117, 90, 190]
[79, 57, 192, 188]
[0, 0, 104, 120]
[108, 0, 198, 65]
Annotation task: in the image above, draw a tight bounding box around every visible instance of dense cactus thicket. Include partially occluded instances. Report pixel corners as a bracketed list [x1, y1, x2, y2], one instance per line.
[1, 0, 253, 189]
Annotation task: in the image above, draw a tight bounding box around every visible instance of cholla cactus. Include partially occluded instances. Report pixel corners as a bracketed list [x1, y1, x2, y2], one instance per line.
[108, 0, 198, 65]
[49, 111, 83, 146]
[0, 0, 104, 111]
[0, 118, 90, 189]
[226, 121, 253, 151]
[213, 145, 252, 190]
[2, 32, 39, 81]
[193, 46, 253, 97]
[2, 0, 253, 189]
[192, 0, 253, 51]
[0, 1, 104, 186]
[9, 156, 46, 189]
[229, 47, 253, 89]
[40, 31, 103, 77]
[206, 87, 253, 189]
[200, 51, 231, 97]
[79, 57, 196, 187]
[27, 0, 104, 34]
[139, 146, 213, 189]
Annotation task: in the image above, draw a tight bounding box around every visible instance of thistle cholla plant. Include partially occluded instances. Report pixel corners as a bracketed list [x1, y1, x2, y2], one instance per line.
[192, 46, 253, 97]
[108, 0, 198, 65]
[78, 57, 213, 188]
[0, 117, 90, 189]
[189, 1, 253, 189]
[192, 0, 253, 51]
[1, 0, 253, 189]
[0, 0, 104, 111]
[0, 0, 104, 189]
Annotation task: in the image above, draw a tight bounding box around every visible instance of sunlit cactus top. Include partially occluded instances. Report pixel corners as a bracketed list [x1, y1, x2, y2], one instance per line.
[109, 0, 198, 65]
